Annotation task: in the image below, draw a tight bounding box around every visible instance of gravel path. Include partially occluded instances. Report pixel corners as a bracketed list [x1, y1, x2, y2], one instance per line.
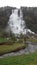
[0, 42, 37, 58]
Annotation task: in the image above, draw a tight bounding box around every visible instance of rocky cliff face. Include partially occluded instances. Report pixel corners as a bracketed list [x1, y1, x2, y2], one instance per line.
[0, 6, 12, 29]
[0, 6, 37, 36]
[21, 7, 37, 33]
[0, 6, 16, 31]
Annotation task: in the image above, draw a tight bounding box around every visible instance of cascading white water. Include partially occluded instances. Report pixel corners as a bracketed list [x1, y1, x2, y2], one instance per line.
[8, 9, 26, 35]
[6, 8, 35, 35]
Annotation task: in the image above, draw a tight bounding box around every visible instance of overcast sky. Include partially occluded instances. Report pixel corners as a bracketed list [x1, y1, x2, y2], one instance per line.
[0, 0, 37, 8]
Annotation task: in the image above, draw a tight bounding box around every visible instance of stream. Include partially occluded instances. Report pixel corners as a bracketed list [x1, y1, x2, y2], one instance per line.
[0, 42, 37, 58]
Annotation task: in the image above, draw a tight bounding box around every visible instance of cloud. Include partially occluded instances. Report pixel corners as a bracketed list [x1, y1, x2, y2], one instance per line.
[0, 0, 37, 8]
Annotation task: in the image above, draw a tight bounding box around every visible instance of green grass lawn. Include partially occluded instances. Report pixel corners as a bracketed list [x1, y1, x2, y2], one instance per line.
[0, 52, 37, 65]
[0, 43, 26, 55]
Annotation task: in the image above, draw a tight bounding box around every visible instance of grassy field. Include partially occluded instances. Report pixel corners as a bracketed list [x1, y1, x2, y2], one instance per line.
[0, 43, 26, 55]
[0, 52, 37, 65]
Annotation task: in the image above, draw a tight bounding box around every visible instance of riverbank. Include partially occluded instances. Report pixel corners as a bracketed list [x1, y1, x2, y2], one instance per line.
[0, 42, 37, 58]
[0, 51, 37, 65]
[0, 42, 26, 56]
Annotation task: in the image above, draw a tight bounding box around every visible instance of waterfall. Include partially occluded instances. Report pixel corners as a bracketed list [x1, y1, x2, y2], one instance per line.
[8, 9, 26, 35]
[6, 8, 35, 35]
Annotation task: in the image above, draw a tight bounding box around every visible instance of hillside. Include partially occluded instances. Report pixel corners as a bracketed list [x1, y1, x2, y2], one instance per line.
[21, 7, 37, 33]
[0, 6, 37, 36]
[0, 6, 16, 31]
